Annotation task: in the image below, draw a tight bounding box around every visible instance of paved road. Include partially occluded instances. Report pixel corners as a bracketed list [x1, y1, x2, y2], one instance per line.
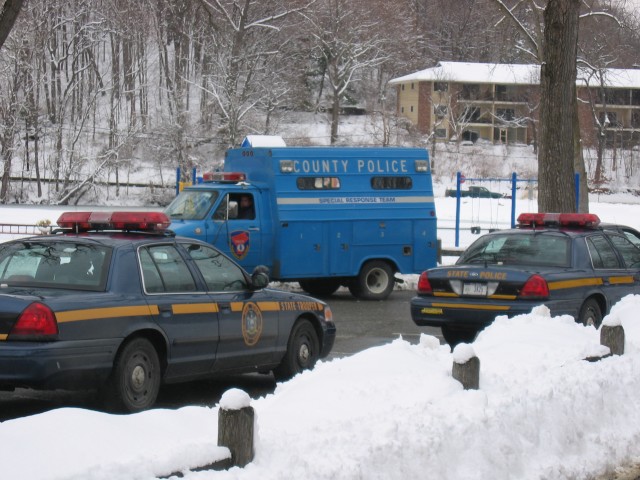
[0, 288, 431, 420]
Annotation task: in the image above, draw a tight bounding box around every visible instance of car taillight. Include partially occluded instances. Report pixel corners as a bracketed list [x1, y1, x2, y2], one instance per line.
[417, 272, 433, 294]
[9, 302, 59, 339]
[518, 274, 549, 299]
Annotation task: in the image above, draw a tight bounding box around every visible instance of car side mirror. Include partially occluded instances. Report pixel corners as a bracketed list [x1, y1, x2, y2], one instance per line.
[251, 265, 270, 289]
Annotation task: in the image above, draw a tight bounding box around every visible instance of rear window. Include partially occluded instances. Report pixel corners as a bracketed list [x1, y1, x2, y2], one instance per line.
[0, 241, 111, 290]
[458, 233, 570, 267]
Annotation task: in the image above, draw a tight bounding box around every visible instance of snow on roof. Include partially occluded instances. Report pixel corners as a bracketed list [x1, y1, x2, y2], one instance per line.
[241, 135, 287, 147]
[389, 61, 640, 88]
[388, 62, 540, 86]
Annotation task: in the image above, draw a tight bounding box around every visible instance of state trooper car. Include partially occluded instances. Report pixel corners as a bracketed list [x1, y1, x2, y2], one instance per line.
[411, 213, 640, 346]
[0, 211, 335, 412]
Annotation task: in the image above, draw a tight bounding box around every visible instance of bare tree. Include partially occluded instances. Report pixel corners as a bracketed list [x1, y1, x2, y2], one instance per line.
[195, 0, 316, 147]
[302, 0, 388, 144]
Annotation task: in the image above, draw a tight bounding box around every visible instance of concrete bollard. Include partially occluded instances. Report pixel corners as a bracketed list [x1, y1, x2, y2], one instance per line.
[452, 343, 480, 390]
[601, 324, 625, 356]
[218, 389, 255, 468]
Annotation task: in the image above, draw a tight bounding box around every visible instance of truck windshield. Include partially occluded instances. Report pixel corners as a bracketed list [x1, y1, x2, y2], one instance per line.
[165, 190, 219, 220]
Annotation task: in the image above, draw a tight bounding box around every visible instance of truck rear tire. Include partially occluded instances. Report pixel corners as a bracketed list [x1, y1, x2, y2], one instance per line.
[298, 279, 340, 297]
[348, 260, 394, 300]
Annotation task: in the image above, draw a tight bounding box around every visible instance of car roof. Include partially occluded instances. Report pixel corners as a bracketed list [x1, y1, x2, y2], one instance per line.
[17, 231, 191, 248]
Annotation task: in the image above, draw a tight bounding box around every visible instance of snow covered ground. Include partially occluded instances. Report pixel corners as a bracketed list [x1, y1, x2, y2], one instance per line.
[1, 192, 640, 479]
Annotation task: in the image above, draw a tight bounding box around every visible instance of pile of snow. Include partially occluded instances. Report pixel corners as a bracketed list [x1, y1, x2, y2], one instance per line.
[3, 297, 640, 479]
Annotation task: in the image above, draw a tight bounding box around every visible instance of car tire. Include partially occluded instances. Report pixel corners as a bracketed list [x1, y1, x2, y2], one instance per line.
[103, 337, 161, 413]
[273, 319, 319, 381]
[299, 279, 340, 297]
[441, 326, 478, 347]
[578, 298, 602, 328]
[348, 260, 394, 300]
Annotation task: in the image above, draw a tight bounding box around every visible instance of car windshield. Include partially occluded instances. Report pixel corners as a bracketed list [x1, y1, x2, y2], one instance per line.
[0, 241, 111, 290]
[164, 190, 219, 220]
[457, 232, 571, 267]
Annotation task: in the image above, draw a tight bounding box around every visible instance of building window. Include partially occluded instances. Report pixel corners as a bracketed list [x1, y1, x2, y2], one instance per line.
[411, 83, 415, 90]
[434, 105, 448, 119]
[495, 85, 507, 101]
[632, 111, 640, 128]
[599, 111, 621, 128]
[460, 106, 480, 123]
[434, 82, 448, 92]
[410, 106, 414, 112]
[401, 84, 405, 91]
[496, 108, 515, 121]
[461, 84, 480, 100]
[607, 89, 630, 106]
[632, 89, 640, 106]
[401, 107, 404, 113]
[435, 128, 447, 138]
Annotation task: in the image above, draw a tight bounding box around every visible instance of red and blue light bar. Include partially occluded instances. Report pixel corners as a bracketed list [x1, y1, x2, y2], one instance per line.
[57, 211, 171, 232]
[517, 213, 601, 229]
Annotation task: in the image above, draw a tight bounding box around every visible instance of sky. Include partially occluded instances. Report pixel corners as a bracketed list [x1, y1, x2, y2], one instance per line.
[2, 192, 640, 479]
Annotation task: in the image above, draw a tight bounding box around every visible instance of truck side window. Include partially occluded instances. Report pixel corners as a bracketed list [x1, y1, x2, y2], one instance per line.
[371, 177, 413, 189]
[226, 193, 255, 220]
[297, 177, 340, 190]
[183, 243, 248, 291]
[213, 196, 228, 220]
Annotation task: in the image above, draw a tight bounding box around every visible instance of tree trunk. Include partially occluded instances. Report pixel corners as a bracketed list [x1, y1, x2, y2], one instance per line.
[0, 0, 24, 50]
[538, 0, 581, 213]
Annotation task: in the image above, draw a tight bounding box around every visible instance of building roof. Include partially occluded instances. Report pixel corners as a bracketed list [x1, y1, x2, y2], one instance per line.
[388, 61, 640, 88]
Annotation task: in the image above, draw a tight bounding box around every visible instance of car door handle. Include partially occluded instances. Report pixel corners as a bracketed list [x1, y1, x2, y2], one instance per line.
[218, 302, 231, 313]
[157, 304, 173, 317]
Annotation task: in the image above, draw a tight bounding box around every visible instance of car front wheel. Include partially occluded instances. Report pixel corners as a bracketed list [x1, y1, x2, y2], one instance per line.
[103, 337, 161, 413]
[273, 319, 320, 381]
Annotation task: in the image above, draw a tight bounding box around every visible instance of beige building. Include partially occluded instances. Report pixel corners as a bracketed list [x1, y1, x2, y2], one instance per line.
[389, 61, 640, 148]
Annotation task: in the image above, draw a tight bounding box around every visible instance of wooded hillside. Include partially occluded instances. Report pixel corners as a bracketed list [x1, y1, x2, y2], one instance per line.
[0, 0, 638, 205]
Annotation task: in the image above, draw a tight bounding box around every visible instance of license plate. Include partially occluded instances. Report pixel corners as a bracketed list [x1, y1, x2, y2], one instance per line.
[463, 282, 487, 296]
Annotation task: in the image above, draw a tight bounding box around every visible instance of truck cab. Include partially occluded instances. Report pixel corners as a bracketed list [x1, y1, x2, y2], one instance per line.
[165, 140, 438, 300]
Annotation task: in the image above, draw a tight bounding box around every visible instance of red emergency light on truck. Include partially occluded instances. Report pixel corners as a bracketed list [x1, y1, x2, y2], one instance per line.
[164, 137, 438, 300]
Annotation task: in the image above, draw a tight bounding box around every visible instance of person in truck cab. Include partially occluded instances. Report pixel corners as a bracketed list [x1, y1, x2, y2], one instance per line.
[237, 194, 255, 220]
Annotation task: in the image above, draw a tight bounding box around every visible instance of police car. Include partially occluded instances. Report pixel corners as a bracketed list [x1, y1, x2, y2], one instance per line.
[0, 211, 336, 412]
[411, 213, 640, 346]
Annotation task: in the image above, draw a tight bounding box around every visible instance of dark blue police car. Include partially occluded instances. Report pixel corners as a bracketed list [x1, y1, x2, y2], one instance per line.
[411, 213, 640, 346]
[0, 211, 335, 412]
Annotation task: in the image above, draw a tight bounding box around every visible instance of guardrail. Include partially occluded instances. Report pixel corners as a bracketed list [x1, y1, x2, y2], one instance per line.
[0, 224, 49, 236]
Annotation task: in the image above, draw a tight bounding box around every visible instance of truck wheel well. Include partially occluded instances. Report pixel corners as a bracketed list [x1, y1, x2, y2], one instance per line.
[359, 258, 397, 274]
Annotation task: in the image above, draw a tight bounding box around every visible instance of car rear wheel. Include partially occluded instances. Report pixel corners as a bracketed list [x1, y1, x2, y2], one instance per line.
[578, 298, 602, 329]
[348, 260, 395, 300]
[273, 319, 319, 381]
[103, 337, 161, 413]
[441, 326, 478, 347]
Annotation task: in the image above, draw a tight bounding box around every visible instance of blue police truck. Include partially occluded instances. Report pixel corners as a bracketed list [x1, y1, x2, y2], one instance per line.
[165, 142, 438, 300]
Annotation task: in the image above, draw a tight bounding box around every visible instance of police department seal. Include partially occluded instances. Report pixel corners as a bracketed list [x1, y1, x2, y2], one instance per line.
[242, 302, 263, 346]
